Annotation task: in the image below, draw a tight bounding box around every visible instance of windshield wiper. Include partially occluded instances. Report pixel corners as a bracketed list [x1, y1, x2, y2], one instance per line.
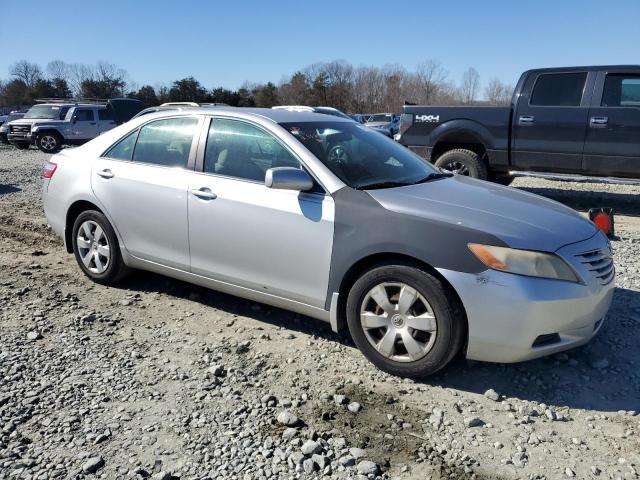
[411, 172, 453, 184]
[355, 181, 411, 190]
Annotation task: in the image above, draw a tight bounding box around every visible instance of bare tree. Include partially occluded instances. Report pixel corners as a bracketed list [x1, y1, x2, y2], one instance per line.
[9, 60, 43, 88]
[459, 67, 480, 104]
[414, 60, 448, 104]
[484, 77, 513, 105]
[67, 63, 94, 96]
[46, 60, 69, 81]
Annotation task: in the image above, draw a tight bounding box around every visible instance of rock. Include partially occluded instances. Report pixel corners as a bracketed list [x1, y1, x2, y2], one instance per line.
[357, 460, 379, 475]
[26, 331, 42, 341]
[282, 427, 297, 440]
[207, 364, 225, 377]
[429, 408, 444, 429]
[347, 401, 362, 413]
[339, 455, 356, 467]
[301, 439, 322, 455]
[312, 454, 329, 470]
[152, 473, 171, 480]
[590, 466, 601, 476]
[465, 417, 484, 428]
[349, 447, 366, 459]
[565, 467, 575, 477]
[334, 394, 348, 405]
[276, 410, 298, 426]
[484, 388, 500, 401]
[82, 456, 104, 474]
[303, 458, 315, 474]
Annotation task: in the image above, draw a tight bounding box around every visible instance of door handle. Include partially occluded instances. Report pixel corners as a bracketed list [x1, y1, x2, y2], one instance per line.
[96, 169, 114, 179]
[519, 115, 535, 125]
[191, 188, 217, 200]
[590, 116, 608, 128]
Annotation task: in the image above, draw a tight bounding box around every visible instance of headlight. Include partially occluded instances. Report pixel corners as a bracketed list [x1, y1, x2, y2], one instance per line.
[468, 244, 579, 282]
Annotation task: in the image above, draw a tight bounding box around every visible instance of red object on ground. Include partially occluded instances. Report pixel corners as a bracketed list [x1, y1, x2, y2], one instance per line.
[588, 208, 615, 238]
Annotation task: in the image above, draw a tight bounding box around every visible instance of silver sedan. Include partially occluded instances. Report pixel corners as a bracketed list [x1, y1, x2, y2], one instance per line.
[42, 108, 614, 377]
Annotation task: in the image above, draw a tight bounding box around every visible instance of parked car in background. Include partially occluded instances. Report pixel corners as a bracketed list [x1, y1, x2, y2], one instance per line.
[0, 115, 7, 126]
[350, 114, 370, 124]
[0, 111, 26, 144]
[42, 107, 613, 377]
[7, 98, 144, 152]
[399, 65, 640, 183]
[365, 113, 400, 137]
[273, 105, 353, 120]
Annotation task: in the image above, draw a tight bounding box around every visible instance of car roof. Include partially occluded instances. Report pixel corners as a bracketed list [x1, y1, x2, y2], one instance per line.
[526, 65, 640, 74]
[140, 106, 354, 123]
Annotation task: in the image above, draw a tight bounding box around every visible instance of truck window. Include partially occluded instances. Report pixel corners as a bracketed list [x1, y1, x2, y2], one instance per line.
[75, 109, 95, 122]
[601, 74, 640, 107]
[530, 73, 587, 107]
[98, 109, 114, 121]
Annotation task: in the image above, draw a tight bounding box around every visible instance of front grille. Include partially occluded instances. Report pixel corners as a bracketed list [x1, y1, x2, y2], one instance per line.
[9, 124, 30, 134]
[575, 248, 615, 285]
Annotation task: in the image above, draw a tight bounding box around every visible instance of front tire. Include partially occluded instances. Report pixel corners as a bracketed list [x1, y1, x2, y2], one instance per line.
[435, 149, 488, 180]
[36, 132, 62, 153]
[13, 142, 30, 150]
[72, 210, 129, 285]
[346, 265, 465, 378]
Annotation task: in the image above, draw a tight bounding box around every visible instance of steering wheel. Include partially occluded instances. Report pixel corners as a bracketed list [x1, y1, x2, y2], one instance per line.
[327, 144, 350, 167]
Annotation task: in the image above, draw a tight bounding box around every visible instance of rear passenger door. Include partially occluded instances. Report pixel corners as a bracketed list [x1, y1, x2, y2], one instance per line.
[512, 72, 592, 172]
[186, 117, 335, 308]
[583, 71, 640, 177]
[92, 116, 201, 270]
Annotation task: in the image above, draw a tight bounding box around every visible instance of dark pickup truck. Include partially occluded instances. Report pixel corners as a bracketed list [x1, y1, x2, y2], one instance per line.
[398, 65, 640, 184]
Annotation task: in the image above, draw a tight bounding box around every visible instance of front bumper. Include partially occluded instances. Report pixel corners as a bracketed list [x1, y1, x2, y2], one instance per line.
[7, 133, 33, 144]
[438, 232, 614, 363]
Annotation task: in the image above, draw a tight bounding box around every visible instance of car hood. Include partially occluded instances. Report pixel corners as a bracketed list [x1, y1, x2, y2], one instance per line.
[9, 119, 64, 127]
[367, 175, 597, 252]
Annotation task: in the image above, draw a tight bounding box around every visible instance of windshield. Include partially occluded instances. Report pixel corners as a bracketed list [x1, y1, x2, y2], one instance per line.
[280, 121, 440, 189]
[23, 105, 70, 120]
[7, 114, 24, 122]
[367, 114, 392, 123]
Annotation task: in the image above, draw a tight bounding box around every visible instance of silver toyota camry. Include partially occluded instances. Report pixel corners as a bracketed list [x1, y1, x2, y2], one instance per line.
[42, 108, 614, 377]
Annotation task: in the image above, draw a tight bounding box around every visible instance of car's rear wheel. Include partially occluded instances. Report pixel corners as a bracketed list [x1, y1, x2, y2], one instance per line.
[36, 132, 62, 153]
[346, 264, 465, 378]
[13, 142, 30, 150]
[72, 210, 129, 284]
[435, 149, 488, 180]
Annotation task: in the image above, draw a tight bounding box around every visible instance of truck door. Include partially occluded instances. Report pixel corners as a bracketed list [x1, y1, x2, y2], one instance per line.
[583, 71, 640, 177]
[512, 71, 591, 172]
[70, 108, 99, 140]
[97, 108, 117, 134]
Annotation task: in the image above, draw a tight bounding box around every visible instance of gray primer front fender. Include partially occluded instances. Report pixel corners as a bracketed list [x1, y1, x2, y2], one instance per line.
[325, 186, 506, 310]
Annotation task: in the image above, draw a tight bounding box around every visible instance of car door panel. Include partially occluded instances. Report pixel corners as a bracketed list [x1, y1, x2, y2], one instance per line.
[70, 108, 99, 140]
[188, 174, 334, 308]
[583, 72, 640, 177]
[512, 72, 592, 172]
[91, 160, 191, 270]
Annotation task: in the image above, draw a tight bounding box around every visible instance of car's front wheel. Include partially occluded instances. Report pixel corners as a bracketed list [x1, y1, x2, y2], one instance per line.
[13, 142, 30, 150]
[72, 210, 129, 284]
[346, 265, 465, 378]
[36, 132, 62, 153]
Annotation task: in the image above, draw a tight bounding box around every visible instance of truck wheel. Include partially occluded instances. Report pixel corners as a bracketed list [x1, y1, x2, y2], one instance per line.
[36, 132, 62, 153]
[346, 264, 466, 378]
[435, 149, 488, 180]
[13, 142, 30, 150]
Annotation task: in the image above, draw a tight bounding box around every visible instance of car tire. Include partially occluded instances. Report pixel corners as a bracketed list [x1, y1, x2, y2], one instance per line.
[14, 142, 30, 150]
[72, 210, 129, 285]
[435, 149, 488, 180]
[0, 134, 8, 145]
[346, 264, 466, 378]
[36, 132, 62, 153]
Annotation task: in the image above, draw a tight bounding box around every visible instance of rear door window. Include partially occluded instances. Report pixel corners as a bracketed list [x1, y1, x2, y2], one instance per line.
[601, 74, 640, 107]
[98, 109, 114, 121]
[530, 73, 587, 106]
[75, 109, 95, 122]
[132, 117, 198, 168]
[104, 130, 138, 161]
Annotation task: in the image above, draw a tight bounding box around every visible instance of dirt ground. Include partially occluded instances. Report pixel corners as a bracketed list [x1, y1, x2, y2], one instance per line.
[1, 145, 639, 480]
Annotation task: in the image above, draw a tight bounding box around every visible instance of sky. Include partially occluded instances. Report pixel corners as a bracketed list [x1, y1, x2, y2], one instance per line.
[1, 0, 639, 92]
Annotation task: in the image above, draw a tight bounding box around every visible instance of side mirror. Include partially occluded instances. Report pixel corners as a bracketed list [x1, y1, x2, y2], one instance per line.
[265, 167, 314, 191]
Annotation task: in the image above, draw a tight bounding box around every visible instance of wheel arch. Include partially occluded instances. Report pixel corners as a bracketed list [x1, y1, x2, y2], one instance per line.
[64, 200, 105, 253]
[333, 252, 468, 336]
[429, 120, 493, 162]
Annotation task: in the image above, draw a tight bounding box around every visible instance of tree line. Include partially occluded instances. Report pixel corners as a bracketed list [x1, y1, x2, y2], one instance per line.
[0, 59, 514, 113]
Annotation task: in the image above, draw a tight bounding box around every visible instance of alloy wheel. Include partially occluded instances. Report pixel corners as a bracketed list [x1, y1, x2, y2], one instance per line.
[360, 282, 437, 362]
[40, 135, 58, 151]
[441, 161, 469, 175]
[76, 220, 110, 274]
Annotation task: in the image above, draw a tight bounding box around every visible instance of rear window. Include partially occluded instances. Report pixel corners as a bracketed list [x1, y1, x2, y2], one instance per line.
[530, 73, 587, 107]
[98, 109, 114, 121]
[601, 74, 640, 107]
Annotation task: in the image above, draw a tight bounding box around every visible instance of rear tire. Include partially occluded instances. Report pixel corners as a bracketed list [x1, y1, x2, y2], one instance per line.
[435, 149, 488, 180]
[72, 210, 129, 285]
[346, 264, 465, 378]
[36, 132, 62, 153]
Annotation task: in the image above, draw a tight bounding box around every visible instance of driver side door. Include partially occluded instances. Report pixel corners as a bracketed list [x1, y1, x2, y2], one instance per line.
[187, 117, 335, 308]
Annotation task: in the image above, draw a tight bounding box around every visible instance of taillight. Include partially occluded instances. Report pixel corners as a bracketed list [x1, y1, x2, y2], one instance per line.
[43, 161, 57, 179]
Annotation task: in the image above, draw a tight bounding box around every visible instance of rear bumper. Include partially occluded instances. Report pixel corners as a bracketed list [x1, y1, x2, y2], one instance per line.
[437, 234, 615, 363]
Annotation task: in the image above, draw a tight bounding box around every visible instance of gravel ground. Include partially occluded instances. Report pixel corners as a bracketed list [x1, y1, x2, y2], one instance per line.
[1, 145, 639, 480]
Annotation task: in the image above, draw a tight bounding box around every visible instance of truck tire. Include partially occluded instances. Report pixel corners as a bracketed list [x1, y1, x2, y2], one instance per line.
[435, 149, 488, 180]
[36, 132, 62, 153]
[13, 142, 30, 150]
